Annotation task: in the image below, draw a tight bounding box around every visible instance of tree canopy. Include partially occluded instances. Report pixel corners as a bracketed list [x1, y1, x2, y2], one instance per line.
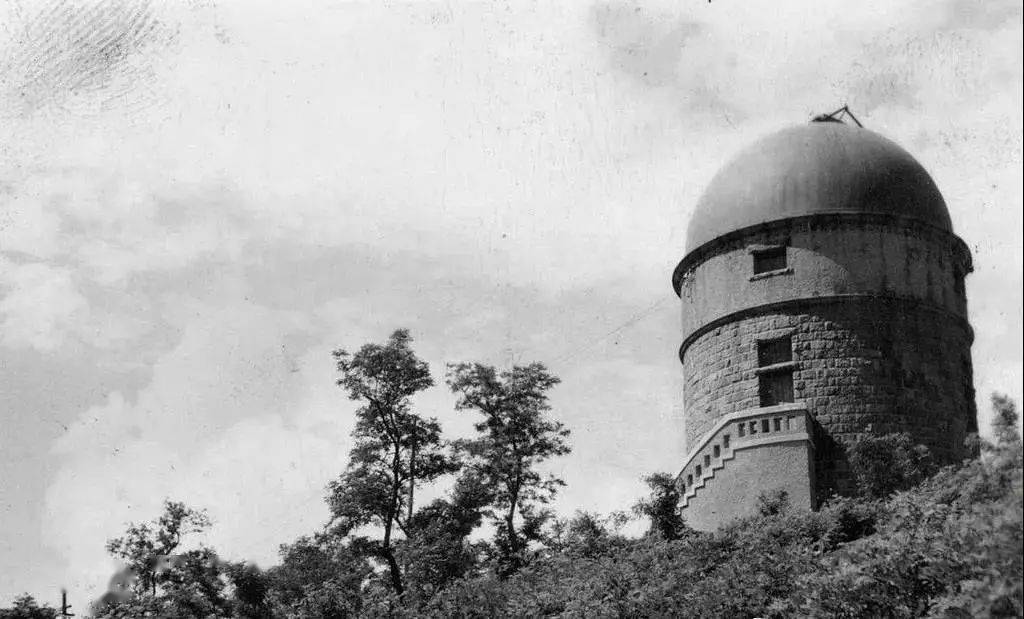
[328, 329, 458, 595]
[446, 362, 571, 573]
[26, 334, 1019, 618]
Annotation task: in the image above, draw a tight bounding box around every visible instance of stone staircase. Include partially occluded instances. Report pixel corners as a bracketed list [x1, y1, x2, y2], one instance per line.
[676, 403, 813, 508]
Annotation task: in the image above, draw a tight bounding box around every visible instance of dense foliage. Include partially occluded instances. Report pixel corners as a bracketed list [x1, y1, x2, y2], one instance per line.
[328, 329, 456, 595]
[6, 328, 1020, 618]
[0, 595, 57, 619]
[446, 362, 570, 573]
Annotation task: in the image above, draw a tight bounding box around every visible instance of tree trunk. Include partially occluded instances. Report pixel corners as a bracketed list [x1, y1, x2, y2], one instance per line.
[383, 548, 404, 595]
[505, 474, 521, 571]
[408, 438, 416, 525]
[384, 444, 405, 595]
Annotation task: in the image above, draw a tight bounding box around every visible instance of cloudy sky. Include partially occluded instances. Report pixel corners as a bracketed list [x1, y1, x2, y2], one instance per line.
[0, 0, 1020, 605]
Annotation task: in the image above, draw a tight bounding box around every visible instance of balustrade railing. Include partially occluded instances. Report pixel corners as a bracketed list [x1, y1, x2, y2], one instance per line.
[676, 403, 812, 507]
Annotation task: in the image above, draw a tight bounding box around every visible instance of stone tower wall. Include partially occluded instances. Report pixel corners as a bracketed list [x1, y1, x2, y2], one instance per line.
[677, 216, 975, 500]
[675, 215, 972, 344]
[681, 300, 975, 498]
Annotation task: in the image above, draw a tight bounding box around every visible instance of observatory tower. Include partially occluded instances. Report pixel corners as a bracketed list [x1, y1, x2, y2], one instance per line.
[673, 112, 976, 529]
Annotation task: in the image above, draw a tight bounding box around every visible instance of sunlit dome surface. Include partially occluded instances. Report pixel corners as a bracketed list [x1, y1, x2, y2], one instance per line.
[685, 121, 952, 252]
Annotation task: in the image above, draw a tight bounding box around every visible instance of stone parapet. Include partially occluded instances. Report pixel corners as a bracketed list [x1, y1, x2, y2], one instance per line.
[676, 404, 813, 507]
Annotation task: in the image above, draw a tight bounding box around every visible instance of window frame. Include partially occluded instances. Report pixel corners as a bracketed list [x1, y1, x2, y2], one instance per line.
[751, 245, 788, 275]
[756, 334, 796, 407]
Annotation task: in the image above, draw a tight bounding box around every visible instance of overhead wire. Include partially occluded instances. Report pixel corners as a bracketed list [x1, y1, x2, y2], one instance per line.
[551, 295, 672, 366]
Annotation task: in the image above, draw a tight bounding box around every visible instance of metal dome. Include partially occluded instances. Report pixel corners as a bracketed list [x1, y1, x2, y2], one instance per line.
[685, 121, 952, 252]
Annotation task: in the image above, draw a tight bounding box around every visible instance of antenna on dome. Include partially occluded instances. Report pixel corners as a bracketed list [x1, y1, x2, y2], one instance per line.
[811, 105, 863, 127]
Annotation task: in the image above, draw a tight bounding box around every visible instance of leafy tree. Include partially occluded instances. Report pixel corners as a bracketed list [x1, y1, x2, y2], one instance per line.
[104, 500, 211, 596]
[97, 500, 231, 618]
[224, 562, 273, 619]
[328, 329, 457, 595]
[991, 392, 1021, 447]
[633, 472, 687, 540]
[446, 362, 570, 573]
[377, 471, 493, 609]
[0, 595, 57, 619]
[264, 533, 370, 618]
[548, 510, 630, 558]
[848, 432, 935, 498]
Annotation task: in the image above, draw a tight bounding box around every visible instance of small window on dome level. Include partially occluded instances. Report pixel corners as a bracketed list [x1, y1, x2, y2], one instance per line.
[753, 246, 787, 274]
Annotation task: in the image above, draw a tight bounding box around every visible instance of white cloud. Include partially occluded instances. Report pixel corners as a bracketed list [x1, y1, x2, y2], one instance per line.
[43, 302, 347, 599]
[0, 0, 1016, 605]
[0, 261, 88, 351]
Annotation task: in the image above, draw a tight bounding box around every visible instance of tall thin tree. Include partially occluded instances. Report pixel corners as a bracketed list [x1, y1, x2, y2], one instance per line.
[446, 362, 570, 573]
[328, 329, 456, 595]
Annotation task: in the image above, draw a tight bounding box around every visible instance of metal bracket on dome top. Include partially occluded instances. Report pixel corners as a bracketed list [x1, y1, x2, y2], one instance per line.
[811, 105, 863, 127]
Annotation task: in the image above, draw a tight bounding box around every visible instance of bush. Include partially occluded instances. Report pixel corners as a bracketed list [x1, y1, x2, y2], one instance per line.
[848, 432, 936, 498]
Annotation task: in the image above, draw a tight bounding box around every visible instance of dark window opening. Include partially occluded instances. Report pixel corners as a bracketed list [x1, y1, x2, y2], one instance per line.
[738, 424, 745, 437]
[704, 455, 711, 468]
[713, 445, 721, 458]
[760, 372, 794, 407]
[749, 420, 758, 435]
[758, 336, 793, 366]
[723, 434, 731, 448]
[774, 417, 782, 431]
[761, 419, 771, 433]
[687, 474, 693, 486]
[758, 335, 795, 407]
[696, 465, 702, 476]
[753, 246, 787, 274]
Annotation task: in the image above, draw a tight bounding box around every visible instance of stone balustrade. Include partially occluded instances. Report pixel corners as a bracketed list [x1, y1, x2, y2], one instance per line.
[676, 403, 813, 507]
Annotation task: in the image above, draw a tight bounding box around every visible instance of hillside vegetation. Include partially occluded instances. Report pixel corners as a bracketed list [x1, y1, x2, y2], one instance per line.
[4, 332, 1021, 618]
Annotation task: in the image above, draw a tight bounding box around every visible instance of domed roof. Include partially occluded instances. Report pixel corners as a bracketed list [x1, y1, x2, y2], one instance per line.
[685, 121, 951, 252]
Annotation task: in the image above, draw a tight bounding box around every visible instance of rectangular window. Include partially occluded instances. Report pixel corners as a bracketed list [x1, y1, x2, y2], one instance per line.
[753, 246, 787, 274]
[696, 465, 702, 476]
[761, 419, 771, 433]
[774, 417, 782, 431]
[758, 337, 793, 366]
[737, 424, 745, 437]
[749, 420, 758, 435]
[713, 445, 721, 458]
[758, 335, 795, 407]
[704, 455, 711, 468]
[759, 372, 795, 406]
[723, 434, 730, 448]
[687, 474, 693, 486]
